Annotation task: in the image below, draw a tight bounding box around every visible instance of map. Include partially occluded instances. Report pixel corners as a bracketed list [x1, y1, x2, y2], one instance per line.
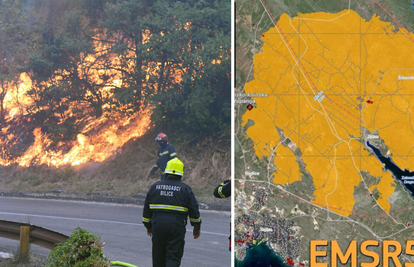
[235, 0, 414, 266]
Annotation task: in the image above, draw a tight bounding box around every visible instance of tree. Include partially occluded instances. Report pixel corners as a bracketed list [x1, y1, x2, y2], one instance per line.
[148, 0, 231, 135]
[104, 0, 154, 113]
[0, 0, 31, 122]
[88, 0, 231, 135]
[21, 0, 230, 142]
[25, 7, 115, 141]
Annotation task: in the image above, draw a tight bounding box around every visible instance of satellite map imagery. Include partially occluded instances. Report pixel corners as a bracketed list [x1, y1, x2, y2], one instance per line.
[235, 0, 414, 266]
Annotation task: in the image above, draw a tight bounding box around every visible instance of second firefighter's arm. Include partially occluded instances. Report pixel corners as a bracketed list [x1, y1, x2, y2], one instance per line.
[169, 145, 177, 159]
[213, 179, 231, 198]
[150, 150, 161, 174]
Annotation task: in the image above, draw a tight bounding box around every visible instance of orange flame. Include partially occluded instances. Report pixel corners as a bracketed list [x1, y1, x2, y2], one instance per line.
[6, 110, 152, 167]
[0, 28, 190, 168]
[4, 73, 33, 120]
[0, 37, 156, 167]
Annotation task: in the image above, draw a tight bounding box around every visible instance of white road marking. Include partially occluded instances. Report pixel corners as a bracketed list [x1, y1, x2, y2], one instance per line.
[0, 212, 228, 237]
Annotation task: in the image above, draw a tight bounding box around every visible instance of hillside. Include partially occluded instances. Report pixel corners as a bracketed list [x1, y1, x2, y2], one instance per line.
[0, 0, 230, 206]
[0, 127, 231, 205]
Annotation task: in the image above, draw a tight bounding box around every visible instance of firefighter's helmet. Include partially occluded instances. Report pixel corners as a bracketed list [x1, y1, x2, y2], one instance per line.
[165, 158, 184, 176]
[155, 133, 168, 142]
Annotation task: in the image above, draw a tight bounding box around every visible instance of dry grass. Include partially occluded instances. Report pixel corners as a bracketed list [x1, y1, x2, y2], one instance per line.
[0, 128, 231, 205]
[0, 249, 47, 267]
[0, 257, 46, 267]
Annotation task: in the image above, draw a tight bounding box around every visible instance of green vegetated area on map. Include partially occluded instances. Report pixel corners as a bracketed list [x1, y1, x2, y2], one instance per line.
[235, 120, 268, 183]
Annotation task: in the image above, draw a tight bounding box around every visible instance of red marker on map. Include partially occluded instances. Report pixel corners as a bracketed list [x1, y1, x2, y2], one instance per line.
[247, 104, 253, 111]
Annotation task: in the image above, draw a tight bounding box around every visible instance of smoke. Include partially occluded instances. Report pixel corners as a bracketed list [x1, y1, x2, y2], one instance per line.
[74, 161, 102, 176]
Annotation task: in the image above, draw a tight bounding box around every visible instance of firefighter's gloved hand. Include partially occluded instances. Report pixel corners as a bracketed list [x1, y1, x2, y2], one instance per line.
[150, 167, 157, 175]
[147, 228, 152, 237]
[193, 229, 200, 239]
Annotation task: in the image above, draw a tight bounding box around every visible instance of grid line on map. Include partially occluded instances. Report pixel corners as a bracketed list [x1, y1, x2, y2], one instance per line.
[259, 4, 414, 179]
[360, 10, 363, 180]
[264, 33, 410, 35]
[260, 94, 414, 96]
[266, 155, 414, 158]
[298, 13, 301, 181]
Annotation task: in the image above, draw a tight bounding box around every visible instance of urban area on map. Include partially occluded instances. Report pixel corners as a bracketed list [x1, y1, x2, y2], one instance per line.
[235, 0, 414, 266]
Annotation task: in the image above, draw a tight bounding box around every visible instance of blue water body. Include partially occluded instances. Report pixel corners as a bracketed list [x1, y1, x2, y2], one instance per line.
[235, 242, 290, 267]
[367, 141, 414, 196]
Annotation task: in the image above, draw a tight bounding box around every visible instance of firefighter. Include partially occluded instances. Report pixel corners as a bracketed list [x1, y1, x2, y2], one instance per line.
[213, 178, 231, 199]
[142, 158, 201, 267]
[150, 133, 177, 180]
[213, 178, 231, 251]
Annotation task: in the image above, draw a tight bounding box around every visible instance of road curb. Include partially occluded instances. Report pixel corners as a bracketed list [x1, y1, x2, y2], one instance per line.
[0, 191, 231, 212]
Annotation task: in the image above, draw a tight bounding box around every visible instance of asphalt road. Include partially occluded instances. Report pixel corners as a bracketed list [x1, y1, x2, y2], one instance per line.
[0, 197, 231, 267]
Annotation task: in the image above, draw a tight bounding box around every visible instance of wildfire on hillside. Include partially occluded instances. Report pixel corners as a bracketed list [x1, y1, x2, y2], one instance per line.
[0, 40, 163, 168]
[0, 91, 152, 168]
[0, 18, 223, 168]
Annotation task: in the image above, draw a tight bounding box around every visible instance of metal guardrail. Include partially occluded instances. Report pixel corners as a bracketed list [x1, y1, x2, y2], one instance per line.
[0, 219, 69, 250]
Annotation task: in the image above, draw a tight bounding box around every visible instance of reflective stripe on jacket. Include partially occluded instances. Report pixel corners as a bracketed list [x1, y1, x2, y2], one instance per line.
[155, 144, 177, 172]
[142, 176, 201, 230]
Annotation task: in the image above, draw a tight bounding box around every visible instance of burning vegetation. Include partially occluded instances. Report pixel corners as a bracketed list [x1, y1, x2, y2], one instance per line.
[0, 0, 230, 169]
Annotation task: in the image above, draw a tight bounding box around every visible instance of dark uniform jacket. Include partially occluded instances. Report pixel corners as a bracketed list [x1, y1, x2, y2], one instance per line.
[153, 143, 177, 173]
[142, 176, 201, 230]
[213, 179, 231, 198]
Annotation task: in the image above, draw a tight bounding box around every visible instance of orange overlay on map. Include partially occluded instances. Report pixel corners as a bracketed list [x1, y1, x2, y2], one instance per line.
[242, 10, 414, 216]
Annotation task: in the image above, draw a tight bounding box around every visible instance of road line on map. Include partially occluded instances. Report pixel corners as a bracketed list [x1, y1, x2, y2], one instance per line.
[373, 0, 414, 43]
[236, 179, 410, 239]
[264, 3, 346, 142]
[292, 0, 352, 22]
[261, 0, 362, 126]
[240, 179, 390, 239]
[324, 146, 339, 220]
[263, 3, 346, 146]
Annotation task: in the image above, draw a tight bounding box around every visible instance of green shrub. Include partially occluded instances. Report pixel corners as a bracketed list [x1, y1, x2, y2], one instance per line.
[46, 227, 110, 267]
